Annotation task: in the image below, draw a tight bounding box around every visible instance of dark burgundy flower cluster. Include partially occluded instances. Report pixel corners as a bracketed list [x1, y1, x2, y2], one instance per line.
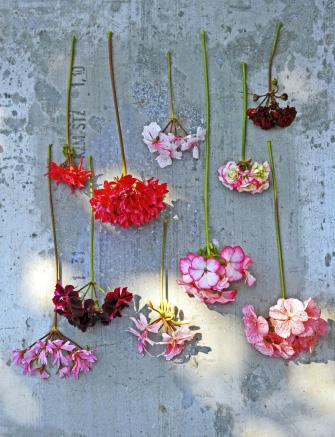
[90, 174, 168, 228]
[53, 283, 133, 332]
[247, 105, 297, 130]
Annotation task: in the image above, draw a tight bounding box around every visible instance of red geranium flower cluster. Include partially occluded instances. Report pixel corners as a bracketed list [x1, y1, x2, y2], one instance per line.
[53, 283, 133, 332]
[46, 158, 92, 192]
[90, 174, 168, 228]
[247, 104, 297, 130]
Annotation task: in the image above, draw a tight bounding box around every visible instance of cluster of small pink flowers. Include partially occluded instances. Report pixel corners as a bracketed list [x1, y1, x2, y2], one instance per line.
[12, 336, 97, 379]
[243, 298, 328, 359]
[178, 246, 256, 305]
[218, 160, 271, 194]
[142, 122, 205, 168]
[128, 309, 196, 360]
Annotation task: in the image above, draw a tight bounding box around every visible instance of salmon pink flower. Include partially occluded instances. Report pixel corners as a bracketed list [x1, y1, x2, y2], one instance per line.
[242, 305, 269, 344]
[160, 326, 195, 360]
[269, 298, 308, 338]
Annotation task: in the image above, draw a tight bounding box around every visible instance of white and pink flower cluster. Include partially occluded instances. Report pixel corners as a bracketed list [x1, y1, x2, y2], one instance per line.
[218, 160, 270, 194]
[128, 313, 195, 360]
[142, 122, 205, 168]
[243, 298, 328, 359]
[12, 338, 97, 379]
[177, 246, 256, 305]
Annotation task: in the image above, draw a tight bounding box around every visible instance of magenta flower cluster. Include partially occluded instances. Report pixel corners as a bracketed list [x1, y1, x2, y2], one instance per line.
[12, 337, 97, 379]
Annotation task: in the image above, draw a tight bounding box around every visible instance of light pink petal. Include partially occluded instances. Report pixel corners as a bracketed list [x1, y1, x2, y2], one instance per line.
[198, 272, 219, 289]
[206, 258, 221, 273]
[225, 264, 243, 281]
[220, 246, 234, 261]
[272, 320, 291, 338]
[191, 256, 206, 270]
[179, 258, 191, 275]
[230, 246, 245, 263]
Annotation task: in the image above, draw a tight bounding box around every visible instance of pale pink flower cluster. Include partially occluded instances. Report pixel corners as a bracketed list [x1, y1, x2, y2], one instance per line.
[12, 338, 97, 379]
[218, 160, 270, 194]
[142, 122, 205, 168]
[128, 313, 195, 360]
[177, 246, 256, 305]
[243, 298, 328, 359]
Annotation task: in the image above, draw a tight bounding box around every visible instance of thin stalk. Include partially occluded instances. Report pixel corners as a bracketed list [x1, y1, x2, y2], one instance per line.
[160, 217, 169, 303]
[267, 140, 286, 299]
[88, 156, 94, 283]
[241, 62, 247, 161]
[66, 35, 76, 148]
[48, 144, 59, 328]
[268, 21, 283, 93]
[167, 51, 176, 119]
[107, 31, 128, 176]
[201, 30, 210, 255]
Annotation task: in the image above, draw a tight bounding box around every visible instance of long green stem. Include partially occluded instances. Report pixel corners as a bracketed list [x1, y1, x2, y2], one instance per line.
[241, 62, 247, 161]
[66, 35, 76, 148]
[160, 217, 169, 302]
[167, 51, 176, 119]
[48, 144, 59, 328]
[267, 140, 286, 299]
[268, 21, 283, 93]
[88, 156, 95, 283]
[201, 30, 210, 256]
[107, 31, 128, 176]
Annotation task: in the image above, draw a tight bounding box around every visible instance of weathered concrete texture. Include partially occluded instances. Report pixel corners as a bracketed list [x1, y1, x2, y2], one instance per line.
[0, 0, 334, 436]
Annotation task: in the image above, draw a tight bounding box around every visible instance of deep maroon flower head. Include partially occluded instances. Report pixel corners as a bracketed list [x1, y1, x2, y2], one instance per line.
[90, 174, 168, 228]
[247, 105, 296, 130]
[102, 287, 134, 321]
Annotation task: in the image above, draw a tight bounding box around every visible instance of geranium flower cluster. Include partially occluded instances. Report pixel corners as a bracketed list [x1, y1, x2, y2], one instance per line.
[90, 174, 168, 228]
[142, 122, 206, 168]
[53, 283, 133, 332]
[12, 332, 97, 379]
[46, 157, 92, 192]
[218, 160, 270, 194]
[178, 246, 256, 305]
[128, 301, 196, 360]
[247, 104, 297, 130]
[243, 298, 328, 359]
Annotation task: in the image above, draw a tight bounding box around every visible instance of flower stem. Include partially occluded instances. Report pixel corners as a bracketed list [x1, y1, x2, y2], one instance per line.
[167, 51, 176, 119]
[241, 62, 247, 161]
[201, 30, 210, 256]
[107, 31, 128, 176]
[267, 140, 286, 299]
[88, 156, 95, 283]
[66, 35, 76, 148]
[48, 144, 59, 329]
[160, 216, 169, 303]
[268, 21, 283, 93]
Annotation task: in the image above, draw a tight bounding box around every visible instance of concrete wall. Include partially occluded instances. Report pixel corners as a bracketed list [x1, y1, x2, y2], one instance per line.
[0, 0, 334, 436]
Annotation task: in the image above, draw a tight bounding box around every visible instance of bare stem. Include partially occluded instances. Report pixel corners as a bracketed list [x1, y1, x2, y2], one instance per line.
[268, 22, 283, 93]
[66, 35, 76, 148]
[267, 140, 286, 299]
[107, 31, 127, 176]
[241, 62, 247, 161]
[88, 156, 94, 283]
[160, 217, 169, 303]
[167, 51, 176, 119]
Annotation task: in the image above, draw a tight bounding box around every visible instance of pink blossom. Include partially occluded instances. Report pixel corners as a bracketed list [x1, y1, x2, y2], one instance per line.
[180, 127, 206, 159]
[71, 349, 97, 379]
[269, 298, 308, 338]
[11, 349, 25, 366]
[220, 246, 245, 281]
[242, 305, 269, 344]
[189, 256, 221, 289]
[218, 160, 270, 194]
[128, 314, 161, 356]
[160, 326, 195, 360]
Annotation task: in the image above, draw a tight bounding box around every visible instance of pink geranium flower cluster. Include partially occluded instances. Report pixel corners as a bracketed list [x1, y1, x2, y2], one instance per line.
[12, 336, 97, 379]
[243, 298, 328, 359]
[178, 246, 256, 305]
[142, 122, 205, 168]
[218, 160, 270, 194]
[128, 302, 196, 360]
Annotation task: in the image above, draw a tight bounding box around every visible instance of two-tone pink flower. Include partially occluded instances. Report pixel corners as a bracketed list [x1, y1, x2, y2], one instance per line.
[218, 160, 270, 194]
[178, 245, 255, 305]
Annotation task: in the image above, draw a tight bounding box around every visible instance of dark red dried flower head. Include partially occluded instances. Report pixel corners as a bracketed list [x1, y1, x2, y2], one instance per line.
[247, 105, 296, 130]
[53, 283, 133, 332]
[90, 174, 168, 228]
[46, 159, 92, 192]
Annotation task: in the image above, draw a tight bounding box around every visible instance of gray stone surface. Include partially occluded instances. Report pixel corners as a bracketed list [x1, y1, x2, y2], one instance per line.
[0, 0, 334, 436]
